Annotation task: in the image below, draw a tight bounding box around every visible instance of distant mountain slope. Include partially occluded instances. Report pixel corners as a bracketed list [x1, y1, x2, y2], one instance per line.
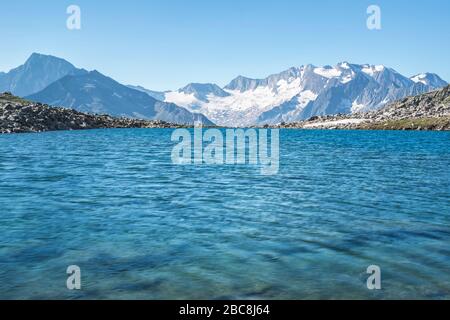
[127, 85, 167, 101]
[410, 73, 448, 87]
[155, 62, 447, 126]
[0, 53, 86, 97]
[178, 83, 230, 101]
[26, 71, 214, 125]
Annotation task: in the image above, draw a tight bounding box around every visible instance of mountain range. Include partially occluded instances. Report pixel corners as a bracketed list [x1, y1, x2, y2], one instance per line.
[1, 53, 447, 126]
[152, 63, 447, 126]
[26, 70, 213, 125]
[1, 54, 213, 125]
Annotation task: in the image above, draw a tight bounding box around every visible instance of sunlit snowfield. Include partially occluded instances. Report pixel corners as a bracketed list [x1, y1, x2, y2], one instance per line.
[0, 129, 449, 299]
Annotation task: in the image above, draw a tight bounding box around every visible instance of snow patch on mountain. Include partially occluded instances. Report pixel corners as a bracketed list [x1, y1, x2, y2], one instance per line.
[411, 74, 428, 85]
[409, 73, 447, 88]
[351, 101, 366, 113]
[165, 91, 199, 109]
[314, 67, 342, 78]
[362, 65, 385, 76]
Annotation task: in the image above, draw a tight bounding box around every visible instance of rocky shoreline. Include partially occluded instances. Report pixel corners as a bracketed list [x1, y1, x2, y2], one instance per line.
[0, 92, 187, 134]
[274, 115, 450, 131]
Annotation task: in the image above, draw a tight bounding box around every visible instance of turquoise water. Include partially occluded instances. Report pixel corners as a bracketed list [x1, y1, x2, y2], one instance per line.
[0, 129, 449, 300]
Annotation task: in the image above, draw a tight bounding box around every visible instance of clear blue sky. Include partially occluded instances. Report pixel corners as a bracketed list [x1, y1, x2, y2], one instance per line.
[0, 0, 448, 90]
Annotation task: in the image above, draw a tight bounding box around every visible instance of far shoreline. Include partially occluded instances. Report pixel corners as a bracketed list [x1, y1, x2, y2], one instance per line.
[2, 122, 450, 135]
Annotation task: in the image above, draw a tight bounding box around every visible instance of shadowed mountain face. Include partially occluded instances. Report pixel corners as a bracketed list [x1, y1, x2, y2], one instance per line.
[0, 53, 87, 97]
[26, 71, 214, 125]
[127, 85, 167, 102]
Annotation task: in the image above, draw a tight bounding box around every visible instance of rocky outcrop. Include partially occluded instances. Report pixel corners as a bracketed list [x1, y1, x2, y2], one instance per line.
[0, 92, 185, 134]
[273, 85, 450, 131]
[365, 84, 450, 121]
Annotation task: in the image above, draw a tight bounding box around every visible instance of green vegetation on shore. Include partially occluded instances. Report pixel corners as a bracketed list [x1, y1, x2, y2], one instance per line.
[0, 92, 31, 105]
[359, 117, 450, 131]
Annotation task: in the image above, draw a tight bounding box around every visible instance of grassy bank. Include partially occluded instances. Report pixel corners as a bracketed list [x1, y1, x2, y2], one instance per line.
[358, 117, 450, 131]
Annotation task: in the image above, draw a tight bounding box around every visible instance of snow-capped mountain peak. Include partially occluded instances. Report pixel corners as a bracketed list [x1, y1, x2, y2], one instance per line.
[178, 83, 230, 101]
[410, 73, 447, 87]
[313, 65, 342, 79]
[411, 73, 429, 85]
[361, 64, 385, 76]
